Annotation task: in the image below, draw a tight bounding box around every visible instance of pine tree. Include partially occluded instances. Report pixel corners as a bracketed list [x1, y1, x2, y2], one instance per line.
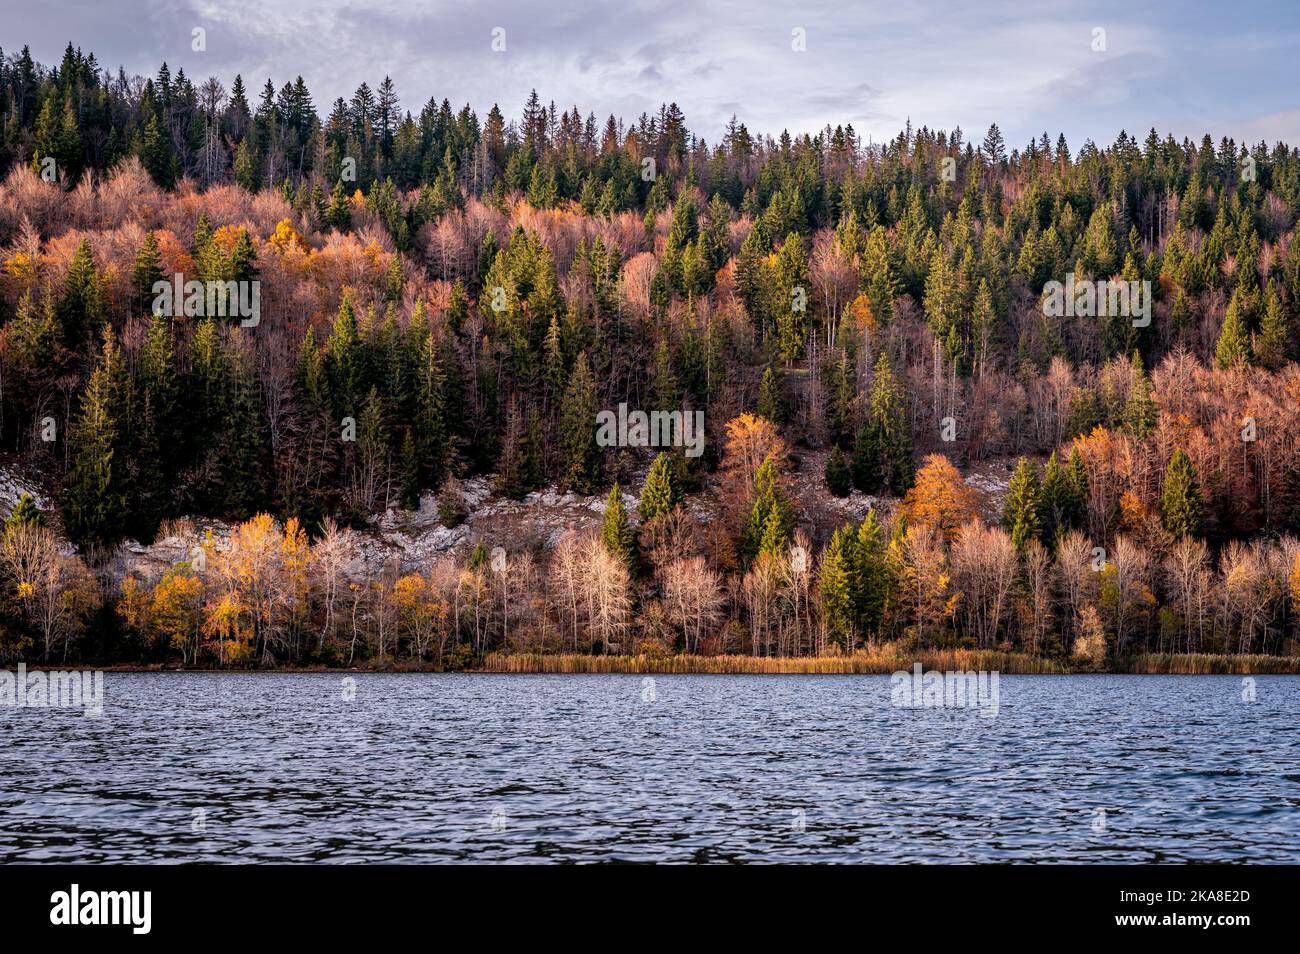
[1003, 457, 1042, 549]
[1159, 448, 1203, 538]
[601, 483, 637, 572]
[639, 452, 681, 521]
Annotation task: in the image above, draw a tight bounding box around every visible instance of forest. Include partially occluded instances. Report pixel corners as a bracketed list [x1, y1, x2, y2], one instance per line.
[1, 42, 1300, 669]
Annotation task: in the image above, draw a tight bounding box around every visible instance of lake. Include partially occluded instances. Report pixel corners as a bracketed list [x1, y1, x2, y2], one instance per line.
[2, 673, 1296, 863]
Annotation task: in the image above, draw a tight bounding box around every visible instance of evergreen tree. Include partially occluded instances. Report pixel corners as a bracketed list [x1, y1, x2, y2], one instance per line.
[1002, 457, 1042, 549]
[852, 351, 913, 495]
[326, 180, 352, 230]
[601, 483, 637, 572]
[1215, 290, 1253, 368]
[1122, 352, 1157, 438]
[824, 445, 852, 497]
[852, 509, 889, 641]
[639, 452, 681, 521]
[132, 230, 165, 312]
[756, 366, 786, 423]
[61, 332, 129, 551]
[818, 528, 854, 648]
[58, 238, 106, 348]
[740, 455, 792, 564]
[1159, 448, 1203, 538]
[559, 351, 601, 493]
[5, 493, 45, 529]
[1256, 281, 1291, 370]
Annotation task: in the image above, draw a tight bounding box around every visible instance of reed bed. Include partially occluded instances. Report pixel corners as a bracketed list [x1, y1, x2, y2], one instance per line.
[1126, 653, 1300, 674]
[479, 647, 1068, 674]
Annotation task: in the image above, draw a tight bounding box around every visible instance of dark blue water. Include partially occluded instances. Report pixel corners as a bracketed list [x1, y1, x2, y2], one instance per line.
[2, 673, 1296, 863]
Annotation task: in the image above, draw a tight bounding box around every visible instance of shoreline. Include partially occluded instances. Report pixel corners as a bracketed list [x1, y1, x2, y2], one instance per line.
[12, 652, 1300, 675]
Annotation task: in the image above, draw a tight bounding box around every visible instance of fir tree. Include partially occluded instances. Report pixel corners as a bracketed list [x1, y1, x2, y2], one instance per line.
[740, 455, 792, 564]
[5, 493, 45, 529]
[1256, 281, 1291, 370]
[852, 509, 889, 641]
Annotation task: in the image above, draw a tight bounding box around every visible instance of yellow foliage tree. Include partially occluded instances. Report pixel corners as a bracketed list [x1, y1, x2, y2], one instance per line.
[900, 454, 981, 541]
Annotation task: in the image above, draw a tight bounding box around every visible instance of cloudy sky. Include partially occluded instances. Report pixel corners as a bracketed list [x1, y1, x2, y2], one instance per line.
[7, 0, 1300, 148]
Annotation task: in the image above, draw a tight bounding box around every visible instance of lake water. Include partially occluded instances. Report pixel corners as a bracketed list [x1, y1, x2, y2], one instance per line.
[2, 673, 1297, 863]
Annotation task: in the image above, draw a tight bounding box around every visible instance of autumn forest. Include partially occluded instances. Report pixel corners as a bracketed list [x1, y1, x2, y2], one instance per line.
[2, 43, 1300, 671]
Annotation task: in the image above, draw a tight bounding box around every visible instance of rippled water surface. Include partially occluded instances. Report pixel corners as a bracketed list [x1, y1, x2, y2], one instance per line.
[2, 673, 1297, 863]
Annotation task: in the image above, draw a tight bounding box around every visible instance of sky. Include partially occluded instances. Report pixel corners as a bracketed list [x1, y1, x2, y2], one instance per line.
[5, 0, 1300, 149]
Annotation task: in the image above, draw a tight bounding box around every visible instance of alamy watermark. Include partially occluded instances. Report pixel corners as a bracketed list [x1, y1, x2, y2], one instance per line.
[1, 663, 104, 717]
[1042, 272, 1150, 327]
[152, 274, 261, 327]
[890, 663, 999, 719]
[596, 404, 705, 458]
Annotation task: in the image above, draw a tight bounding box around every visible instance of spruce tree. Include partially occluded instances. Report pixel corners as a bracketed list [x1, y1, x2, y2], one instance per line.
[1215, 290, 1253, 368]
[58, 238, 106, 349]
[132, 230, 165, 312]
[639, 452, 681, 521]
[601, 483, 637, 572]
[1159, 448, 1203, 538]
[559, 351, 601, 494]
[327, 180, 352, 230]
[6, 493, 45, 529]
[1256, 281, 1291, 370]
[853, 509, 888, 641]
[853, 351, 913, 495]
[740, 455, 792, 564]
[756, 366, 786, 423]
[61, 333, 128, 551]
[1003, 457, 1042, 549]
[1122, 352, 1157, 439]
[1039, 451, 1070, 540]
[824, 445, 852, 497]
[818, 529, 854, 648]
